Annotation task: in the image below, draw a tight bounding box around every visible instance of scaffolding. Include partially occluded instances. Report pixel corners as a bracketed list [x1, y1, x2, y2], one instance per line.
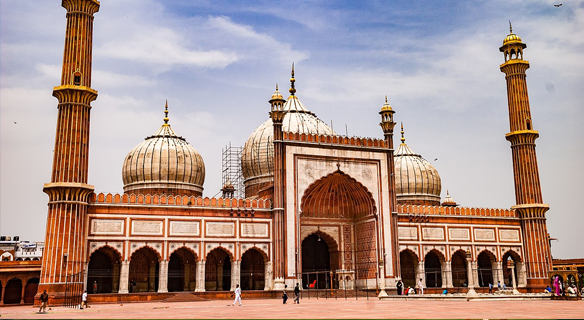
[221, 142, 244, 199]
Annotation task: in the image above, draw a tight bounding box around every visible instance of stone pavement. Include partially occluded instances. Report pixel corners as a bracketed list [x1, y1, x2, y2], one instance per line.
[1, 298, 583, 319]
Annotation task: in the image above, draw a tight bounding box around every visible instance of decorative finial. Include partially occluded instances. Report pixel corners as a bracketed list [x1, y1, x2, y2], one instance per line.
[400, 122, 405, 143]
[336, 162, 341, 170]
[509, 20, 513, 34]
[385, 95, 388, 103]
[164, 100, 169, 125]
[276, 83, 279, 92]
[289, 62, 296, 95]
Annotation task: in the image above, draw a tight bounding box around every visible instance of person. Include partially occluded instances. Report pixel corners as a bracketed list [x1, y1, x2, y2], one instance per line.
[488, 282, 493, 294]
[38, 290, 49, 313]
[396, 278, 403, 295]
[293, 283, 300, 304]
[405, 286, 411, 296]
[553, 276, 561, 296]
[497, 281, 502, 291]
[92, 281, 98, 294]
[566, 286, 575, 295]
[282, 285, 288, 304]
[545, 286, 552, 293]
[231, 284, 242, 306]
[441, 289, 448, 295]
[417, 278, 424, 295]
[132, 279, 137, 293]
[81, 290, 88, 309]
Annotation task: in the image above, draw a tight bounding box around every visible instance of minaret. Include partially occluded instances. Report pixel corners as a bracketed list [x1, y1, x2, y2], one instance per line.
[500, 23, 551, 290]
[379, 97, 397, 296]
[38, 0, 100, 304]
[269, 80, 286, 290]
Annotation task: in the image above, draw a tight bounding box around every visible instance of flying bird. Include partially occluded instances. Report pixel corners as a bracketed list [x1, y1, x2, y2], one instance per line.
[554, 4, 562, 7]
[13, 121, 17, 124]
[434, 158, 438, 161]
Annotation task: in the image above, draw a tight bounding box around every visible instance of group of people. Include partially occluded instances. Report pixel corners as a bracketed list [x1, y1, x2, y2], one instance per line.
[550, 276, 582, 297]
[395, 278, 424, 295]
[231, 283, 302, 306]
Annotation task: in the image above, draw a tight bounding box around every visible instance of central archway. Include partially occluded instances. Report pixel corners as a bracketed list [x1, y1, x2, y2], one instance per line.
[300, 169, 378, 289]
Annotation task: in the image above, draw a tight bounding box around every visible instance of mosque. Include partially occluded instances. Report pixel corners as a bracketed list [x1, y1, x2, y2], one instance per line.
[36, 0, 552, 303]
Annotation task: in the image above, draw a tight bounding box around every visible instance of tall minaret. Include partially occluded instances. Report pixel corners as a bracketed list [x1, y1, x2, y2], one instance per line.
[38, 0, 100, 304]
[499, 23, 551, 290]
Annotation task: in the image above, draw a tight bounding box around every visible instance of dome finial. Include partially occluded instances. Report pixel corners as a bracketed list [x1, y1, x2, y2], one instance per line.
[289, 62, 296, 95]
[400, 122, 406, 143]
[164, 100, 170, 125]
[385, 95, 388, 104]
[509, 20, 513, 34]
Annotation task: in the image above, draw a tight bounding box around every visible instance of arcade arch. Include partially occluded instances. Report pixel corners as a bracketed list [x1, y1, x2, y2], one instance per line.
[477, 250, 496, 287]
[205, 247, 232, 291]
[87, 246, 121, 293]
[168, 247, 198, 292]
[425, 250, 444, 288]
[399, 249, 419, 288]
[451, 250, 467, 287]
[240, 248, 266, 291]
[129, 247, 160, 292]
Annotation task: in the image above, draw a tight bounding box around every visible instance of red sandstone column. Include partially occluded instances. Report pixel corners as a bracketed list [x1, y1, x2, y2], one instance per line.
[499, 26, 551, 291]
[269, 83, 287, 290]
[38, 0, 99, 305]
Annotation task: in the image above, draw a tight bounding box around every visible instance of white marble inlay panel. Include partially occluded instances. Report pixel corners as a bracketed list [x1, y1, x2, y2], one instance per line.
[241, 223, 268, 237]
[474, 228, 496, 241]
[449, 228, 470, 241]
[422, 227, 444, 240]
[398, 226, 418, 240]
[169, 221, 200, 236]
[132, 220, 163, 235]
[499, 229, 520, 242]
[206, 222, 235, 237]
[92, 219, 124, 235]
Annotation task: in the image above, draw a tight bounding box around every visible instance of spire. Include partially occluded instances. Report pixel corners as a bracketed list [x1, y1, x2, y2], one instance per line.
[289, 62, 296, 96]
[509, 20, 513, 34]
[400, 122, 406, 144]
[163, 100, 170, 126]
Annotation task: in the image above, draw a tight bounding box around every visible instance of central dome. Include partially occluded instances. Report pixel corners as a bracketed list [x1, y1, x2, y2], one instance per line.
[122, 103, 205, 196]
[241, 86, 335, 197]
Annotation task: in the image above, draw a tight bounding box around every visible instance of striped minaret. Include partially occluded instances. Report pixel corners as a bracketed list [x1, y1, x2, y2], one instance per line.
[38, 0, 100, 304]
[499, 23, 551, 291]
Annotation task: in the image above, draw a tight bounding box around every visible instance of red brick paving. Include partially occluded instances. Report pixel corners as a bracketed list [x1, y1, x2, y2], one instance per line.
[1, 298, 583, 319]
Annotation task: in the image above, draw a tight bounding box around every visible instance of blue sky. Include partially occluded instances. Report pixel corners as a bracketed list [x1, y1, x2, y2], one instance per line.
[1, 0, 583, 259]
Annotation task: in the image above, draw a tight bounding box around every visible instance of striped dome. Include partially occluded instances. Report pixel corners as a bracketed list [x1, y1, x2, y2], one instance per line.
[394, 128, 441, 206]
[122, 107, 205, 196]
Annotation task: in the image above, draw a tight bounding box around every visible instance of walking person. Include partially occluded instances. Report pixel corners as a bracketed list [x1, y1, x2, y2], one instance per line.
[293, 283, 300, 304]
[231, 284, 242, 306]
[38, 290, 49, 313]
[417, 278, 424, 295]
[488, 282, 493, 294]
[81, 290, 88, 309]
[282, 285, 288, 304]
[396, 278, 403, 295]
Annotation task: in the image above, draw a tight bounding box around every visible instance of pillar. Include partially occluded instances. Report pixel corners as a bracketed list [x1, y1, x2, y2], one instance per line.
[493, 261, 504, 287]
[20, 282, 26, 304]
[416, 262, 425, 288]
[466, 256, 477, 296]
[231, 260, 240, 291]
[195, 261, 206, 292]
[1, 283, 6, 305]
[444, 261, 453, 288]
[158, 260, 168, 293]
[471, 261, 479, 289]
[119, 260, 129, 294]
[83, 262, 89, 292]
[264, 261, 272, 291]
[441, 260, 449, 288]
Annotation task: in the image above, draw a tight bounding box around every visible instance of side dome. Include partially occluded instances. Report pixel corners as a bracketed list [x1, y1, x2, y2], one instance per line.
[122, 104, 205, 196]
[241, 85, 335, 197]
[394, 125, 441, 206]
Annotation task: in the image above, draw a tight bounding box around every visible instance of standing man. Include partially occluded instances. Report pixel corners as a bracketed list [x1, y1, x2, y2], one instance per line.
[92, 281, 98, 294]
[232, 284, 242, 306]
[396, 278, 403, 295]
[81, 290, 88, 309]
[488, 282, 493, 294]
[293, 283, 300, 304]
[38, 290, 49, 313]
[417, 278, 424, 295]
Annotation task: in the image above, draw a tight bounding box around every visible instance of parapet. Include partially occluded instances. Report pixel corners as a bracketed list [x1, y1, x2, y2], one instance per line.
[89, 193, 272, 209]
[283, 132, 388, 148]
[397, 204, 517, 218]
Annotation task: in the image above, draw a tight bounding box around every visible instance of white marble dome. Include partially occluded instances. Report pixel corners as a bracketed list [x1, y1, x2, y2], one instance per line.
[122, 107, 205, 196]
[394, 128, 441, 206]
[241, 93, 335, 197]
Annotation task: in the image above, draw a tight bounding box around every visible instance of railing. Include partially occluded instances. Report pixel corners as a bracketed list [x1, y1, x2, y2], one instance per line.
[63, 272, 83, 309]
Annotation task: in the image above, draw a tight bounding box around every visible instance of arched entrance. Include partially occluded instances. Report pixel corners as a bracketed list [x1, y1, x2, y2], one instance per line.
[502, 251, 520, 287]
[477, 251, 495, 287]
[129, 247, 160, 292]
[451, 250, 467, 287]
[240, 248, 266, 290]
[400, 250, 418, 288]
[4, 277, 22, 304]
[23, 277, 39, 304]
[168, 248, 197, 292]
[205, 248, 232, 291]
[425, 250, 443, 288]
[87, 246, 121, 293]
[302, 233, 333, 289]
[300, 169, 377, 289]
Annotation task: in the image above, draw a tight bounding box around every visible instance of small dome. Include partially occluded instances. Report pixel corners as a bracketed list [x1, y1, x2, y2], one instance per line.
[441, 190, 457, 207]
[122, 104, 205, 196]
[394, 125, 441, 206]
[503, 33, 522, 45]
[241, 94, 335, 197]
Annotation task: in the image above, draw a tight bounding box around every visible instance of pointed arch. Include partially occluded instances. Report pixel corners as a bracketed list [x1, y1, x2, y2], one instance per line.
[240, 248, 266, 290]
[301, 169, 376, 219]
[400, 249, 419, 288]
[450, 249, 468, 287]
[87, 246, 122, 293]
[205, 247, 233, 291]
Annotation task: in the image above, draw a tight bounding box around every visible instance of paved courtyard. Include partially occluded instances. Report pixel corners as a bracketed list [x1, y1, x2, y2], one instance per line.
[1, 298, 583, 319]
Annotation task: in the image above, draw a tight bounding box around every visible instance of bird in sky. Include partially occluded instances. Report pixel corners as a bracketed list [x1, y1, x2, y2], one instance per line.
[434, 158, 438, 161]
[554, 3, 562, 7]
[13, 121, 17, 124]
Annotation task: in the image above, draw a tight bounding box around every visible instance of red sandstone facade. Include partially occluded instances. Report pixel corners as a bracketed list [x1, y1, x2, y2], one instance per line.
[35, 1, 553, 305]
